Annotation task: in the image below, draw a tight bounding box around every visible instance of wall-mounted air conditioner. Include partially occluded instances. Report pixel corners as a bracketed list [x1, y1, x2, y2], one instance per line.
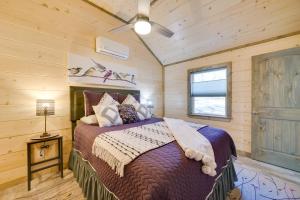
[96, 36, 129, 60]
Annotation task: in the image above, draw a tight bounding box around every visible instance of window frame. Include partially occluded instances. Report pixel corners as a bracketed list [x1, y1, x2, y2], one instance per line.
[187, 62, 232, 121]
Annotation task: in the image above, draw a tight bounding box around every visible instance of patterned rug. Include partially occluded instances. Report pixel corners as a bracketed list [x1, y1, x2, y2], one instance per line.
[229, 162, 300, 200]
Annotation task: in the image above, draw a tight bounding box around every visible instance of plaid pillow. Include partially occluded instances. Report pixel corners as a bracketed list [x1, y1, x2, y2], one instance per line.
[117, 104, 140, 124]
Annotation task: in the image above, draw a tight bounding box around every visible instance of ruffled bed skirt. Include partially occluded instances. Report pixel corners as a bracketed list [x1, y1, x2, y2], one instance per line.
[69, 150, 237, 200]
[206, 157, 237, 200]
[69, 150, 117, 200]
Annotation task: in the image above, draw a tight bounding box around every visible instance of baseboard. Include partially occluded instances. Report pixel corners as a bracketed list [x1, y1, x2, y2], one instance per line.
[237, 150, 251, 158]
[0, 177, 26, 191]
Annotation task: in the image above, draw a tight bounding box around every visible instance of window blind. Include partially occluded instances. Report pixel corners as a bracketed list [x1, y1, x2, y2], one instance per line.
[190, 68, 227, 97]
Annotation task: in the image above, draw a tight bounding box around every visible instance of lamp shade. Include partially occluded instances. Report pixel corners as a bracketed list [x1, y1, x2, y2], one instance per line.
[36, 99, 55, 116]
[146, 99, 154, 108]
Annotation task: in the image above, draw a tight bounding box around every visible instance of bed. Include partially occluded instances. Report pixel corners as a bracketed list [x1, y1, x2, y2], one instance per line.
[68, 86, 237, 200]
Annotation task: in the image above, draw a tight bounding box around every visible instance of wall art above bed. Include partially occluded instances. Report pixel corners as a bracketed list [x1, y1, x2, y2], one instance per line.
[68, 53, 137, 87]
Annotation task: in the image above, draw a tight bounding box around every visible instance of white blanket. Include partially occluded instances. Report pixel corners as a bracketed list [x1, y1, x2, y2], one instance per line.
[92, 119, 216, 177]
[164, 117, 217, 176]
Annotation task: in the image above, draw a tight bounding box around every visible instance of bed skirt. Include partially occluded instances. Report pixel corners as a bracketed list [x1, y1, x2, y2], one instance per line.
[69, 150, 237, 200]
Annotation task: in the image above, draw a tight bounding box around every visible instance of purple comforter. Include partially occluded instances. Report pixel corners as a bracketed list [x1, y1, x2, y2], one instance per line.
[74, 118, 236, 200]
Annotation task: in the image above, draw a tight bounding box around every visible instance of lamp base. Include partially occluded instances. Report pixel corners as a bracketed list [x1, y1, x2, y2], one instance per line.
[40, 132, 51, 138]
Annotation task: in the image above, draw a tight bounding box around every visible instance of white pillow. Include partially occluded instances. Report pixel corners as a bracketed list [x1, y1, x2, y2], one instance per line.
[122, 95, 151, 120]
[122, 94, 138, 105]
[92, 93, 122, 127]
[80, 115, 98, 124]
[93, 103, 123, 127]
[135, 104, 152, 120]
[99, 93, 119, 107]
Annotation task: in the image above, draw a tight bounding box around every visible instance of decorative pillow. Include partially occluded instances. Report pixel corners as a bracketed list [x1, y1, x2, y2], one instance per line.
[135, 104, 152, 120]
[117, 104, 140, 124]
[122, 94, 138, 105]
[118, 94, 140, 104]
[93, 104, 123, 127]
[80, 115, 98, 125]
[98, 93, 119, 107]
[122, 95, 151, 120]
[83, 90, 104, 116]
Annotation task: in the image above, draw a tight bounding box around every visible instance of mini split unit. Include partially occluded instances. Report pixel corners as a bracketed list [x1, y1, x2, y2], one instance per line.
[96, 36, 129, 60]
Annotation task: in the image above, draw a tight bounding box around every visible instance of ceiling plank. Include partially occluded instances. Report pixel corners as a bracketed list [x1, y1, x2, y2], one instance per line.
[81, 0, 127, 23]
[83, 0, 300, 67]
[164, 30, 300, 67]
[81, 0, 163, 66]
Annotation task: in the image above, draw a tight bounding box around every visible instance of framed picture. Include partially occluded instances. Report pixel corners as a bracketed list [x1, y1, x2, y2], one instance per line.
[68, 53, 137, 87]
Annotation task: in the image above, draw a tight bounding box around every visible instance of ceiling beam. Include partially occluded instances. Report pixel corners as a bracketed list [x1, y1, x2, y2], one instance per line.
[81, 0, 163, 66]
[82, 0, 127, 23]
[164, 30, 300, 67]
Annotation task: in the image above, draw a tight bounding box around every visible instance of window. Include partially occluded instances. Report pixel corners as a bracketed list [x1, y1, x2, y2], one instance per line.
[188, 63, 231, 120]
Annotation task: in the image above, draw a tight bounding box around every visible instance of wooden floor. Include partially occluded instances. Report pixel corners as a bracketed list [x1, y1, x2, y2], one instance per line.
[0, 170, 85, 200]
[1, 157, 299, 200]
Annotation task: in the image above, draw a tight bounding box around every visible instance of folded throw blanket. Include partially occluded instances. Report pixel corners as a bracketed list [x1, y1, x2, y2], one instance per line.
[92, 121, 174, 177]
[164, 117, 217, 176]
[92, 119, 216, 177]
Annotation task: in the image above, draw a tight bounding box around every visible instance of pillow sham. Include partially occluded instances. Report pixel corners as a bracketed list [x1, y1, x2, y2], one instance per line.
[83, 90, 104, 116]
[117, 104, 140, 124]
[80, 115, 98, 124]
[93, 103, 123, 127]
[122, 94, 151, 120]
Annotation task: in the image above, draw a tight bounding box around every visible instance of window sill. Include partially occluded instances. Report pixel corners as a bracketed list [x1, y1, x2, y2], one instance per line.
[187, 114, 231, 122]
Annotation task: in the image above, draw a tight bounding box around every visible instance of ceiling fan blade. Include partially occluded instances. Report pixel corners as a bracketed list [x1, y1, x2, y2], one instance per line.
[138, 0, 150, 17]
[150, 22, 174, 38]
[109, 24, 133, 33]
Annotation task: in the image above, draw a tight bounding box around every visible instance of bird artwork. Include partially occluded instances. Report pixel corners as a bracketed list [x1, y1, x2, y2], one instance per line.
[68, 53, 136, 87]
[131, 74, 135, 83]
[119, 72, 131, 79]
[103, 70, 112, 83]
[113, 72, 122, 80]
[91, 59, 106, 72]
[68, 67, 82, 75]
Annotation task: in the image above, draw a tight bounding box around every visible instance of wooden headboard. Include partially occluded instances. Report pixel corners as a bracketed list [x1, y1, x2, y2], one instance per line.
[70, 86, 140, 140]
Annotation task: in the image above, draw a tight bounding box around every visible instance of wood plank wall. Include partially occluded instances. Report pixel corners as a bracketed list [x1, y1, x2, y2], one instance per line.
[164, 34, 300, 153]
[0, 0, 163, 188]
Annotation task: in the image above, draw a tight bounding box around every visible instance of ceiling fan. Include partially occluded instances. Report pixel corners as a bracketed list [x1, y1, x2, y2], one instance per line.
[109, 0, 174, 38]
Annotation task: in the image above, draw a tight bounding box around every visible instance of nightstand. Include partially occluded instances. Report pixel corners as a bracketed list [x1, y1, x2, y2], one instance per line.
[27, 135, 63, 191]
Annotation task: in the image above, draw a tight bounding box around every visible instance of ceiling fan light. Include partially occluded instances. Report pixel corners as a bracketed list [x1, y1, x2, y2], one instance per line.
[134, 20, 151, 35]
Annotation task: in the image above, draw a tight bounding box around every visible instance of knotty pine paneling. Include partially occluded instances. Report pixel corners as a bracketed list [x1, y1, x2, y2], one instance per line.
[88, 0, 300, 65]
[0, 0, 163, 188]
[164, 34, 300, 153]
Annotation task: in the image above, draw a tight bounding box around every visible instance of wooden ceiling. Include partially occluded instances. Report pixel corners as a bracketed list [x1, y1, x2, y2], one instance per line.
[88, 0, 300, 66]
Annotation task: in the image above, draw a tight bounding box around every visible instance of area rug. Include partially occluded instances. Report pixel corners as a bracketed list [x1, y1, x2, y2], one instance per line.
[229, 162, 300, 200]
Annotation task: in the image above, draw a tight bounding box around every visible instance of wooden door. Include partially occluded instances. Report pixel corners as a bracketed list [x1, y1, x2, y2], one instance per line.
[252, 47, 300, 172]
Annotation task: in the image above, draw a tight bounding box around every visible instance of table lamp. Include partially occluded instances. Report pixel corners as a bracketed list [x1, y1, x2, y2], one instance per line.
[36, 99, 55, 138]
[146, 99, 154, 115]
